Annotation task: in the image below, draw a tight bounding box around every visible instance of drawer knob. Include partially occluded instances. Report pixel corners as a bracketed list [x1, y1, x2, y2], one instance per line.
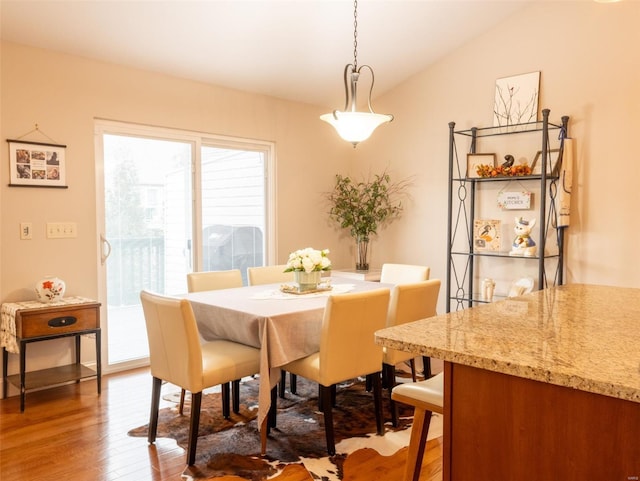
[48, 316, 77, 328]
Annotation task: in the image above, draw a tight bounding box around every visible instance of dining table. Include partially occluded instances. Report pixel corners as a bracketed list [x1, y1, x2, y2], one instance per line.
[183, 276, 391, 453]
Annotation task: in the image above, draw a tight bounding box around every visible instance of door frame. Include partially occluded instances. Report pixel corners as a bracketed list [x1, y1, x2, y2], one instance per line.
[94, 118, 276, 374]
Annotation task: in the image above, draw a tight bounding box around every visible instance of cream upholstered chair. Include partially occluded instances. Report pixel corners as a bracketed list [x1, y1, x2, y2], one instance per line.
[281, 288, 391, 455]
[384, 279, 440, 426]
[187, 269, 243, 293]
[186, 269, 243, 416]
[391, 372, 444, 481]
[247, 264, 292, 286]
[380, 263, 430, 284]
[247, 264, 297, 397]
[380, 263, 433, 379]
[140, 290, 260, 466]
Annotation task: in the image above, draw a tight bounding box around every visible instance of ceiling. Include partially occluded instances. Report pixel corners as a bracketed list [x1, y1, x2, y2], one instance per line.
[0, 0, 535, 108]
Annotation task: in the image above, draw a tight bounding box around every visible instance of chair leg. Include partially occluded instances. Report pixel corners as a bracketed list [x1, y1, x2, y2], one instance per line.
[232, 379, 240, 413]
[423, 356, 432, 379]
[383, 363, 401, 427]
[409, 359, 417, 382]
[369, 372, 385, 435]
[179, 388, 186, 415]
[148, 377, 162, 444]
[290, 373, 297, 394]
[279, 370, 287, 398]
[320, 384, 336, 456]
[186, 391, 202, 466]
[221, 382, 230, 419]
[403, 407, 432, 481]
[268, 386, 277, 431]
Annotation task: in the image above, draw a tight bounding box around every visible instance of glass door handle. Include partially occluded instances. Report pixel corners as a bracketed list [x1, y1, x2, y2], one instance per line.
[100, 235, 112, 266]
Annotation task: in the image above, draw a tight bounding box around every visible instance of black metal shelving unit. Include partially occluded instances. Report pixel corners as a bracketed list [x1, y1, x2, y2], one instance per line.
[446, 109, 570, 312]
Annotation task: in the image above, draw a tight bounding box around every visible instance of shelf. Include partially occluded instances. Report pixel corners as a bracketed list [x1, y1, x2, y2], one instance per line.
[6, 364, 97, 391]
[446, 110, 569, 313]
[452, 174, 558, 183]
[451, 251, 560, 259]
[455, 120, 564, 138]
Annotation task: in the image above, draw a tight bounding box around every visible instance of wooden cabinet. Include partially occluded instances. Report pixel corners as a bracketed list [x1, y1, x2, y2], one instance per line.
[2, 298, 101, 411]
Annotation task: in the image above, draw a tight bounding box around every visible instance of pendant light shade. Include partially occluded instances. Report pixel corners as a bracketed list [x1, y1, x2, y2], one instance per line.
[320, 1, 393, 147]
[320, 111, 393, 145]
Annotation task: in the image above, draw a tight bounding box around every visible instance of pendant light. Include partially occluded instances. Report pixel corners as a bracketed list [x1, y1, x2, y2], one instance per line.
[320, 0, 393, 147]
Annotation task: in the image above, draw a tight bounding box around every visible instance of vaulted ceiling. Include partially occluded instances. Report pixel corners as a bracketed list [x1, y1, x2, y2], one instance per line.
[1, 0, 534, 107]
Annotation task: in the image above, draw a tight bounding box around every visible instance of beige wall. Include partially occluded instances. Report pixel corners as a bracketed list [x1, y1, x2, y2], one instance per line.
[1, 1, 639, 379]
[359, 0, 640, 291]
[0, 41, 355, 377]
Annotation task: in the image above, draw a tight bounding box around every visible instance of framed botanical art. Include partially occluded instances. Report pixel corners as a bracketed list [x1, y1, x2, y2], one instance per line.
[7, 139, 67, 187]
[493, 71, 540, 127]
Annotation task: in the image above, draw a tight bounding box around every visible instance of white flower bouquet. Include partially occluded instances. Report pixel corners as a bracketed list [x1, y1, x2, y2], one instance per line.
[284, 247, 331, 273]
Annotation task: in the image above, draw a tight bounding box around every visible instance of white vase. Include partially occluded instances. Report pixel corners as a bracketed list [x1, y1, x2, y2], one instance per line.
[294, 270, 321, 292]
[35, 276, 66, 302]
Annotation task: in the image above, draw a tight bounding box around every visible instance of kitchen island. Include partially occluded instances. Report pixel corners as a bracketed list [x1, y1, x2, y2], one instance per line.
[375, 284, 640, 481]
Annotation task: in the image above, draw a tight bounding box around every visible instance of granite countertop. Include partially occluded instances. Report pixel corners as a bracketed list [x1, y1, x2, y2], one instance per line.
[375, 284, 640, 404]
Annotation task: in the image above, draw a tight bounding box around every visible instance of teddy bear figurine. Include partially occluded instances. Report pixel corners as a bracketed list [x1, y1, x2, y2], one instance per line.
[509, 217, 537, 257]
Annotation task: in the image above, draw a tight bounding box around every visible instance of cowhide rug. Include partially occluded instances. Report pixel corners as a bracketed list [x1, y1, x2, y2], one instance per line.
[128, 376, 442, 480]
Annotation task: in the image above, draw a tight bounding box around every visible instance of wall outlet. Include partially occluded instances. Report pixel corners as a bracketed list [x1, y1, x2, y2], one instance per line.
[20, 222, 33, 240]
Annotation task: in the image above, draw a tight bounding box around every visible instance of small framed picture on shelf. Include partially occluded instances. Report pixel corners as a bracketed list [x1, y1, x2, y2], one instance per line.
[474, 219, 501, 252]
[531, 149, 561, 176]
[466, 153, 496, 178]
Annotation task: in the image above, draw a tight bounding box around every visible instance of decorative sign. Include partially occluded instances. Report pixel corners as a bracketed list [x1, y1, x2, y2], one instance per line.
[497, 191, 531, 210]
[7, 139, 67, 188]
[474, 219, 501, 252]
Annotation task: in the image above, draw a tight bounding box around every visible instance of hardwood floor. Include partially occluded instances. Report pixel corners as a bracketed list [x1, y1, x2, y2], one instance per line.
[0, 368, 442, 481]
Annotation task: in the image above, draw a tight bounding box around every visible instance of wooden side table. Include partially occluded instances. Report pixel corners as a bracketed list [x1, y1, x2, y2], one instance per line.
[1, 297, 101, 411]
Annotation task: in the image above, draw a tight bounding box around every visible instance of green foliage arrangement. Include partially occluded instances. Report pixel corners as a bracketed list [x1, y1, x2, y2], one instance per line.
[326, 170, 411, 243]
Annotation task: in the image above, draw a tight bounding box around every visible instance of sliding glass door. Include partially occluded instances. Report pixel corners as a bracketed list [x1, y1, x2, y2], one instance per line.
[95, 120, 275, 371]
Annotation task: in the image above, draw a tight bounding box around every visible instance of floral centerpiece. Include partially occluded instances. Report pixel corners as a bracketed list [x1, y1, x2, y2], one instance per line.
[284, 247, 331, 292]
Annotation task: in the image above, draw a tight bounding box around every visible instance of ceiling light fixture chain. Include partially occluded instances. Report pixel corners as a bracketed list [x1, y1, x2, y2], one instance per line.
[353, 0, 358, 69]
[319, 0, 394, 147]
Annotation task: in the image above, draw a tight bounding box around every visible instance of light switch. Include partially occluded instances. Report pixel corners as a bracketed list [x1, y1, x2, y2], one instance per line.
[46, 222, 77, 239]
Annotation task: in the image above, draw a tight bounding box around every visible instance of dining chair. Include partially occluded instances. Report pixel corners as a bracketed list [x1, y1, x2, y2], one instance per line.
[391, 372, 444, 481]
[383, 279, 440, 426]
[247, 264, 298, 397]
[380, 263, 430, 284]
[140, 290, 261, 466]
[379, 263, 433, 379]
[187, 269, 243, 293]
[247, 264, 293, 286]
[281, 288, 391, 455]
[186, 269, 243, 416]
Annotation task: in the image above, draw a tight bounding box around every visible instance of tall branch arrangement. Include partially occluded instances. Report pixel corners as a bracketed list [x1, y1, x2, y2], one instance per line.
[325, 170, 411, 242]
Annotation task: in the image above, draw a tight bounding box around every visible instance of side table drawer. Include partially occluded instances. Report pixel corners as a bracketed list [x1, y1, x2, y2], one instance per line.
[17, 305, 99, 338]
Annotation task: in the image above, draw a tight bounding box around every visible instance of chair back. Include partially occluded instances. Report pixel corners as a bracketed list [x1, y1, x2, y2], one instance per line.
[384, 279, 441, 365]
[380, 263, 430, 284]
[318, 288, 390, 386]
[140, 290, 204, 393]
[187, 269, 243, 293]
[247, 264, 293, 285]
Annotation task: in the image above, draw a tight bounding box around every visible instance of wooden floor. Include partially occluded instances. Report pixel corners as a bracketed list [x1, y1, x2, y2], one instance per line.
[0, 368, 442, 481]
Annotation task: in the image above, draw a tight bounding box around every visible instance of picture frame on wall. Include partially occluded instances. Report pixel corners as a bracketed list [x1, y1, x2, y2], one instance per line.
[7, 139, 67, 188]
[531, 149, 561, 176]
[467, 153, 496, 178]
[493, 71, 540, 127]
[474, 219, 502, 252]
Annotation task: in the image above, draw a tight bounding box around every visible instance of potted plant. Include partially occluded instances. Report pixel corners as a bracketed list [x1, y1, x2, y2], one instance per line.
[326, 170, 410, 270]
